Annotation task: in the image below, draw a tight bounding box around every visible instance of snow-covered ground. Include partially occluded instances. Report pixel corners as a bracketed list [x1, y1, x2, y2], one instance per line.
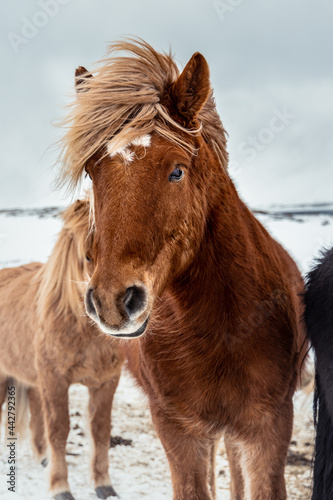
[0, 206, 332, 499]
[256, 210, 333, 274]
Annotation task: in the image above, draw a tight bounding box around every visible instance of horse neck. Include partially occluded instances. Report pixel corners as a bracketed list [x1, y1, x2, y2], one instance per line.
[169, 176, 260, 336]
[36, 229, 87, 327]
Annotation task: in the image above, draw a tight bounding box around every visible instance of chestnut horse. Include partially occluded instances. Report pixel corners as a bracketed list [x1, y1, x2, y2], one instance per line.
[0, 199, 123, 500]
[59, 39, 306, 499]
[305, 247, 333, 500]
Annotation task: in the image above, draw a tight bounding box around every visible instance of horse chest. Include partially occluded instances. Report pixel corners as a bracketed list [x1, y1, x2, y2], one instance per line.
[141, 346, 249, 437]
[48, 329, 122, 385]
[71, 341, 122, 385]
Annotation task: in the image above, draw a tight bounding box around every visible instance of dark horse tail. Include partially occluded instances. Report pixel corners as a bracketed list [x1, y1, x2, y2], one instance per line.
[312, 372, 333, 499]
[305, 247, 333, 500]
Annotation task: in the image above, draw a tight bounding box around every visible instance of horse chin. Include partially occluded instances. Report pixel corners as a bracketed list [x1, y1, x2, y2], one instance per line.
[92, 315, 150, 339]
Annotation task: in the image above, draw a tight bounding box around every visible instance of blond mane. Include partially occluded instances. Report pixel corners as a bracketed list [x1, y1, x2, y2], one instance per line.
[57, 38, 228, 190]
[36, 198, 93, 323]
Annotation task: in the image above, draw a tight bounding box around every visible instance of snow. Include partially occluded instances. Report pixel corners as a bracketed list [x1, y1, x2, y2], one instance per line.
[0, 207, 332, 499]
[256, 213, 333, 273]
[0, 214, 62, 269]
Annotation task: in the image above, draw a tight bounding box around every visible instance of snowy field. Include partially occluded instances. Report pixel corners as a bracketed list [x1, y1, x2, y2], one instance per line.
[0, 205, 332, 499]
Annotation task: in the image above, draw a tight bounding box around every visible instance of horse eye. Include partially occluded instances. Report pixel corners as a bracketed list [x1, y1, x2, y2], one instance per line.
[169, 166, 184, 183]
[86, 255, 91, 262]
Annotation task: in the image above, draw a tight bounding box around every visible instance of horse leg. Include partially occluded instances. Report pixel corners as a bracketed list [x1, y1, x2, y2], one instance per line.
[28, 387, 47, 466]
[39, 376, 73, 500]
[224, 435, 245, 500]
[0, 374, 7, 425]
[208, 439, 219, 499]
[150, 403, 214, 500]
[88, 375, 120, 499]
[0, 374, 7, 441]
[240, 398, 293, 500]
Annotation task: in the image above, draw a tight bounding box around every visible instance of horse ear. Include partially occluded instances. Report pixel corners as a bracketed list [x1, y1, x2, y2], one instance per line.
[170, 52, 210, 123]
[75, 66, 93, 93]
[74, 199, 89, 212]
[74, 199, 84, 211]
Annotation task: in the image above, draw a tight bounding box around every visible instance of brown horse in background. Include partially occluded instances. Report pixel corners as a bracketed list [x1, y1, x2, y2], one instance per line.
[59, 39, 307, 500]
[0, 199, 123, 500]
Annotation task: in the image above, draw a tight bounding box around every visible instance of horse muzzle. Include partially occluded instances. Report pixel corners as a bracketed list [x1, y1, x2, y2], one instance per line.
[85, 284, 150, 338]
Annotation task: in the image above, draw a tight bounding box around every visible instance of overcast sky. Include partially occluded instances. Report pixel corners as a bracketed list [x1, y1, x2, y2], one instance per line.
[1, 0, 332, 208]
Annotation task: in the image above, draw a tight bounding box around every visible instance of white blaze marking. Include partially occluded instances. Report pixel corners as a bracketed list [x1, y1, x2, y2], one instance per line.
[107, 134, 151, 163]
[131, 135, 151, 148]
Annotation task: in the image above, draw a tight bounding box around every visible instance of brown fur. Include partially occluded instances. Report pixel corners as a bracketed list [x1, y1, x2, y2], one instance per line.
[0, 199, 124, 499]
[59, 39, 308, 499]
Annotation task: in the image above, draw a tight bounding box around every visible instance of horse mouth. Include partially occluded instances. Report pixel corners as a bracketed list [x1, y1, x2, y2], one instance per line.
[111, 317, 150, 338]
[94, 315, 150, 338]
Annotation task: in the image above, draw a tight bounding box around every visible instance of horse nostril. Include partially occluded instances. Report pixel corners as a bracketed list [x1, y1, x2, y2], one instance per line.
[123, 286, 147, 319]
[86, 288, 97, 316]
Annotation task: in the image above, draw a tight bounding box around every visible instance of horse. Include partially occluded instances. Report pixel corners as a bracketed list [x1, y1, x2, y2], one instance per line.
[304, 247, 333, 500]
[58, 39, 307, 500]
[0, 199, 124, 500]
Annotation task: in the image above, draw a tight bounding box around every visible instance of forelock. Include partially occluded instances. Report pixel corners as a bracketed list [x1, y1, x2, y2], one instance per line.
[57, 38, 228, 192]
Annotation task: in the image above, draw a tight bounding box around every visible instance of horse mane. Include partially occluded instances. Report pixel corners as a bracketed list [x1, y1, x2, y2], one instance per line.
[35, 197, 93, 324]
[57, 38, 228, 190]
